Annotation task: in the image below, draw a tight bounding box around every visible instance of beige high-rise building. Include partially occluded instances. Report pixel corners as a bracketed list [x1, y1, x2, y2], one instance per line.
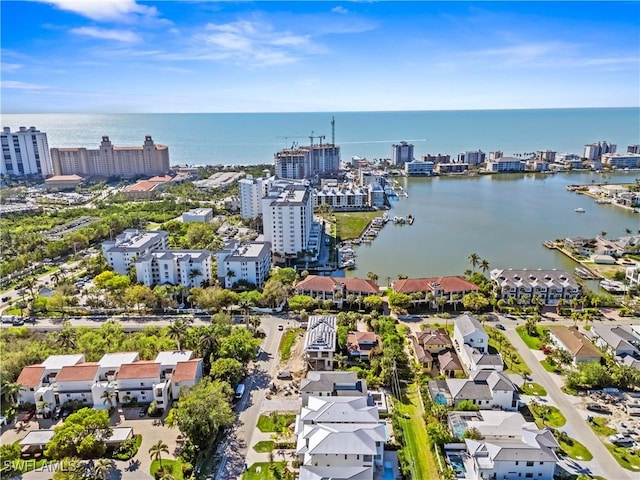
[51, 135, 169, 178]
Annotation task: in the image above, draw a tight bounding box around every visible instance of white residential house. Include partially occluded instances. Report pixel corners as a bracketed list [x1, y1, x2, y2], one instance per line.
[453, 314, 488, 354]
[590, 325, 640, 358]
[215, 240, 272, 289]
[299, 371, 368, 407]
[304, 315, 337, 371]
[445, 369, 517, 411]
[135, 250, 213, 288]
[102, 229, 169, 275]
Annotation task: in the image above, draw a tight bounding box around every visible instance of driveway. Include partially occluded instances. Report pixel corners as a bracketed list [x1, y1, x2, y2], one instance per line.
[503, 325, 635, 480]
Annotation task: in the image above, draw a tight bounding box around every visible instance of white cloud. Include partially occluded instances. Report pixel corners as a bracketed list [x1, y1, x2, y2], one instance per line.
[1, 80, 50, 90]
[332, 6, 349, 15]
[195, 20, 320, 67]
[71, 26, 141, 42]
[1, 63, 23, 72]
[35, 0, 158, 22]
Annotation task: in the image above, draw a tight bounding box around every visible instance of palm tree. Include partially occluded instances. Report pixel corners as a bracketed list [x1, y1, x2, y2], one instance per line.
[101, 390, 116, 411]
[188, 268, 202, 286]
[468, 253, 481, 272]
[93, 458, 115, 480]
[367, 271, 378, 282]
[2, 381, 22, 406]
[480, 259, 490, 275]
[168, 319, 189, 351]
[56, 325, 77, 352]
[149, 440, 170, 469]
[600, 231, 607, 238]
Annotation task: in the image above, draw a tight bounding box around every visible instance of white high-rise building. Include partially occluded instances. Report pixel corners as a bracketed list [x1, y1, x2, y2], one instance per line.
[215, 240, 272, 289]
[1, 126, 53, 178]
[262, 184, 313, 256]
[102, 229, 169, 275]
[274, 144, 340, 180]
[391, 141, 414, 166]
[458, 150, 486, 166]
[584, 141, 616, 160]
[239, 175, 273, 219]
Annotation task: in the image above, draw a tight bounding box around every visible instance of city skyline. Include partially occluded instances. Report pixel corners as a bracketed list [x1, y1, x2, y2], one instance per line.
[2, 1, 639, 113]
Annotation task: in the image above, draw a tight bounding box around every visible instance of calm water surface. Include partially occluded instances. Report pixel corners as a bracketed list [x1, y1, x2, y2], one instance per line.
[347, 171, 640, 280]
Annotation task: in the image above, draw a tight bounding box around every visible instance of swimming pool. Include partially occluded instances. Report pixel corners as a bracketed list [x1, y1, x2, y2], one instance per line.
[447, 453, 466, 478]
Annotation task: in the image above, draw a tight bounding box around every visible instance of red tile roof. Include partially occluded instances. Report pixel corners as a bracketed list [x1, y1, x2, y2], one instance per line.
[124, 181, 159, 192]
[439, 350, 463, 371]
[56, 363, 99, 382]
[393, 276, 479, 294]
[172, 359, 202, 383]
[117, 361, 160, 380]
[17, 365, 45, 388]
[295, 275, 379, 294]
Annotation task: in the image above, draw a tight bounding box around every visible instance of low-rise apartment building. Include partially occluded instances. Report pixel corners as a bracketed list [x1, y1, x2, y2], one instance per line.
[214, 240, 272, 289]
[393, 276, 479, 310]
[102, 229, 169, 275]
[486, 157, 525, 172]
[404, 161, 435, 176]
[135, 250, 213, 288]
[491, 268, 580, 305]
[181, 208, 213, 223]
[294, 275, 379, 309]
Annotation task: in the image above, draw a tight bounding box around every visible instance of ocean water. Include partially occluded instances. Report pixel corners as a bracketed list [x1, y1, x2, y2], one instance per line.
[3, 108, 639, 166]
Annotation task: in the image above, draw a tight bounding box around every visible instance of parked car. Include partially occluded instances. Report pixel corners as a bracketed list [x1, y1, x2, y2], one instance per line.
[61, 409, 71, 420]
[277, 370, 293, 380]
[21, 410, 35, 422]
[278, 325, 284, 331]
[1, 296, 10, 302]
[52, 406, 63, 420]
[496, 323, 506, 331]
[586, 403, 611, 414]
[138, 406, 147, 417]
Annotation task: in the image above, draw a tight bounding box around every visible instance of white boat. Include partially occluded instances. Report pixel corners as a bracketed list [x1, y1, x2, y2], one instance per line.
[574, 208, 586, 213]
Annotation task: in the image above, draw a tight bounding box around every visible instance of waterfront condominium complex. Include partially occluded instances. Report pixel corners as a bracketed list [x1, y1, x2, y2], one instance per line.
[274, 144, 340, 180]
[583, 141, 616, 160]
[490, 268, 580, 305]
[457, 150, 486, 166]
[1, 126, 54, 178]
[102, 229, 169, 275]
[261, 184, 313, 257]
[135, 250, 213, 288]
[214, 240, 272, 289]
[391, 141, 414, 166]
[50, 135, 170, 178]
[239, 175, 307, 219]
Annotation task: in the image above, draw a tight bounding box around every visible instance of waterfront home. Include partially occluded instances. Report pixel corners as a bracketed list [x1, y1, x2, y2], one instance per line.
[294, 275, 379, 309]
[347, 331, 382, 361]
[447, 411, 530, 439]
[490, 268, 580, 305]
[444, 369, 517, 411]
[304, 315, 337, 371]
[547, 326, 602, 365]
[300, 371, 368, 407]
[392, 276, 479, 309]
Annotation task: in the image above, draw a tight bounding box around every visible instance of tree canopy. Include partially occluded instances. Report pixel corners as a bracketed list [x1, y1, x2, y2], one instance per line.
[45, 408, 112, 460]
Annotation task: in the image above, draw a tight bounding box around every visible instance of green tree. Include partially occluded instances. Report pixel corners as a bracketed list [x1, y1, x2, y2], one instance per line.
[45, 408, 112, 460]
[56, 323, 78, 352]
[287, 295, 316, 312]
[165, 378, 235, 450]
[149, 439, 170, 469]
[462, 292, 489, 312]
[124, 284, 156, 312]
[468, 253, 481, 272]
[210, 357, 244, 386]
[168, 319, 190, 351]
[363, 295, 383, 312]
[479, 259, 490, 275]
[388, 292, 412, 311]
[92, 458, 115, 480]
[218, 327, 261, 363]
[101, 390, 116, 411]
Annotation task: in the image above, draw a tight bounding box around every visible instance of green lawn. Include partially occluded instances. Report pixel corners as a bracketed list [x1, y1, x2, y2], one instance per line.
[396, 386, 440, 480]
[588, 417, 617, 436]
[243, 462, 288, 480]
[520, 382, 547, 396]
[557, 435, 593, 461]
[253, 440, 275, 453]
[278, 329, 299, 362]
[150, 459, 186, 480]
[485, 327, 531, 376]
[530, 404, 566, 428]
[515, 325, 546, 350]
[540, 359, 562, 374]
[335, 211, 382, 240]
[604, 443, 640, 471]
[257, 413, 296, 433]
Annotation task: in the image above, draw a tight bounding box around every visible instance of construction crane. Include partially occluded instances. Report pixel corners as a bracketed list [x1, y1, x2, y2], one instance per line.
[276, 131, 326, 149]
[308, 131, 325, 148]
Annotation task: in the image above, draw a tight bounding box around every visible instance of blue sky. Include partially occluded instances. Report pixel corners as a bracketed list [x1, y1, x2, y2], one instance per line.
[2, 1, 639, 113]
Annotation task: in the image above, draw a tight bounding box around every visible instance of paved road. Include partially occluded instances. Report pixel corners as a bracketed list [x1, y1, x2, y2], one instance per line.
[502, 323, 635, 480]
[217, 316, 287, 479]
